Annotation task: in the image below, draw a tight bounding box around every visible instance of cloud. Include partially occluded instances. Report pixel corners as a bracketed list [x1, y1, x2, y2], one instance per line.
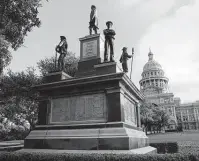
[138, 0, 199, 102]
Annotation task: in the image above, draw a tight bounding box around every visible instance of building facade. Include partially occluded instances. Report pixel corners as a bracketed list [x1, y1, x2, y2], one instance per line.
[176, 100, 199, 130]
[139, 50, 177, 130]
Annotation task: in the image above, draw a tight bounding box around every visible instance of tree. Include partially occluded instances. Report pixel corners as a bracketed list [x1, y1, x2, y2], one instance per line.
[0, 0, 46, 50]
[0, 0, 47, 75]
[37, 52, 79, 77]
[152, 107, 169, 133]
[140, 102, 155, 134]
[0, 36, 12, 74]
[0, 67, 41, 129]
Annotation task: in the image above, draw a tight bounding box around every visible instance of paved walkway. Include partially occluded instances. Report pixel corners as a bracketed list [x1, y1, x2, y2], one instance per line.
[0, 140, 24, 152]
[0, 140, 24, 146]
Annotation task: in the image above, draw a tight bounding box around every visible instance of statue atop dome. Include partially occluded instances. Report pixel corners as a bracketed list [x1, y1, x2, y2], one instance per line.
[148, 47, 153, 61]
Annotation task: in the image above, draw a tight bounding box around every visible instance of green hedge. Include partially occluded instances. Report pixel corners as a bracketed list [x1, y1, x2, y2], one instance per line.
[150, 142, 178, 153]
[0, 151, 199, 161]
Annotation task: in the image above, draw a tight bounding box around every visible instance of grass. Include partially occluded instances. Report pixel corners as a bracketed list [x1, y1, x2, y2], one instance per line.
[148, 131, 199, 153]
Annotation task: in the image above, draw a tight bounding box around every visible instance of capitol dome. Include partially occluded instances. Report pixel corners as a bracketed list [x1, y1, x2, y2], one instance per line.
[139, 49, 169, 96]
[143, 51, 162, 72]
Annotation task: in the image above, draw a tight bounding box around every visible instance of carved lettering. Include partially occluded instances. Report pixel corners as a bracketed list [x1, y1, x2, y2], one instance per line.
[82, 40, 97, 58]
[50, 94, 106, 123]
[121, 94, 136, 126]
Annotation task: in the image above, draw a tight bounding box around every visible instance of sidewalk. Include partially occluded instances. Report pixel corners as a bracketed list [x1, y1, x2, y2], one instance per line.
[0, 140, 24, 152]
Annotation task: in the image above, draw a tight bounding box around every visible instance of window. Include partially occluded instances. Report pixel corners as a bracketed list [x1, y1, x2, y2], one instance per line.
[183, 116, 188, 122]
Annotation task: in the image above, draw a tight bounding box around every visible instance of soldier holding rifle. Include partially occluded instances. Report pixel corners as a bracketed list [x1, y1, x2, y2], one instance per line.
[55, 36, 68, 71]
[120, 47, 134, 73]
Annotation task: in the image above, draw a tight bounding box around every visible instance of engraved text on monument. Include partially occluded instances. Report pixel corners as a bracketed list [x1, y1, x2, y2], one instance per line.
[82, 40, 97, 58]
[50, 94, 106, 123]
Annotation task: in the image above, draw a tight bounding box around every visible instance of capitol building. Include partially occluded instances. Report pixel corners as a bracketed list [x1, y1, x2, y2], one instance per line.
[139, 49, 199, 131]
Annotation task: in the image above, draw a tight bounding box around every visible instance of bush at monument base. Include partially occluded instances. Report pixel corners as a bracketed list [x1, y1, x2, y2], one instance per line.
[150, 142, 178, 153]
[0, 152, 199, 161]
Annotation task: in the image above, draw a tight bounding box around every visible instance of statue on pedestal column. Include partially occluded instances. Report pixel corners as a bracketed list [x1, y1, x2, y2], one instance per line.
[103, 21, 116, 62]
[89, 5, 99, 35]
[120, 47, 133, 73]
[55, 36, 68, 71]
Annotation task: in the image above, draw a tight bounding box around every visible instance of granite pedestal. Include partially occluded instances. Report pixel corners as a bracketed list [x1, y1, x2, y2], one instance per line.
[24, 34, 155, 153]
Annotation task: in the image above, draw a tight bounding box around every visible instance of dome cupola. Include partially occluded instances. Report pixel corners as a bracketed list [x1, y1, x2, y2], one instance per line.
[139, 49, 169, 96]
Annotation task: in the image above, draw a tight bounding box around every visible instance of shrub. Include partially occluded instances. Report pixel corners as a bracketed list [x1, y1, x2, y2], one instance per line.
[0, 126, 30, 141]
[150, 142, 178, 154]
[0, 151, 199, 161]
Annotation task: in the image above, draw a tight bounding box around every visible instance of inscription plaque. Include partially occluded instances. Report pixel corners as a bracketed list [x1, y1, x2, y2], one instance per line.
[50, 93, 106, 124]
[121, 94, 136, 126]
[82, 40, 97, 58]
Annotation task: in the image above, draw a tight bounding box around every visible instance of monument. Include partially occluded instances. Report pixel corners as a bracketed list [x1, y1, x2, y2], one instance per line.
[24, 6, 156, 153]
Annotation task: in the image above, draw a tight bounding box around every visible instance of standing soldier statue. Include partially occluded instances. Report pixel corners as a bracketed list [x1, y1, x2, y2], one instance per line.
[55, 36, 68, 71]
[103, 21, 116, 62]
[89, 5, 99, 35]
[120, 47, 133, 73]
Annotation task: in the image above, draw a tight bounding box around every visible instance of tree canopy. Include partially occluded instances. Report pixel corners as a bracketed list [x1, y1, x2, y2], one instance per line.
[0, 36, 12, 74]
[0, 67, 41, 129]
[0, 0, 47, 75]
[0, 0, 45, 50]
[140, 101, 170, 134]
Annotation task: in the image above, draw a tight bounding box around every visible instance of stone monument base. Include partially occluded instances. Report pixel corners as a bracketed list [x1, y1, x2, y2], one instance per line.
[25, 122, 149, 150]
[43, 71, 72, 83]
[19, 146, 157, 154]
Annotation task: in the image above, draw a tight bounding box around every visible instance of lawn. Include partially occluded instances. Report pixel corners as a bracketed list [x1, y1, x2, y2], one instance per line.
[148, 131, 199, 153]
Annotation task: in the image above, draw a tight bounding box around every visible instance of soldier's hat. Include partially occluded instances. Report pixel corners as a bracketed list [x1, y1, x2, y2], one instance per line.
[60, 36, 66, 40]
[122, 47, 127, 51]
[91, 5, 96, 9]
[106, 21, 113, 26]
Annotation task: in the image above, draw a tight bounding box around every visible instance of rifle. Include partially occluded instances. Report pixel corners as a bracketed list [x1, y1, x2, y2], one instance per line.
[55, 50, 57, 70]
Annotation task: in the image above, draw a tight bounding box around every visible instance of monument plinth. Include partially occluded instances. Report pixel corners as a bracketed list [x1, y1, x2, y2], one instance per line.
[76, 34, 105, 77]
[24, 33, 156, 153]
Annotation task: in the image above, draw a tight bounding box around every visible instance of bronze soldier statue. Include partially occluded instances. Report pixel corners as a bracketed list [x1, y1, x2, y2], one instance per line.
[55, 36, 68, 71]
[89, 5, 99, 35]
[103, 21, 116, 62]
[120, 47, 133, 73]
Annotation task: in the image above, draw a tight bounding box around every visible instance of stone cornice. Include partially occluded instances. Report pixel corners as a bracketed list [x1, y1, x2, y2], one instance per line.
[33, 72, 124, 91]
[33, 72, 144, 101]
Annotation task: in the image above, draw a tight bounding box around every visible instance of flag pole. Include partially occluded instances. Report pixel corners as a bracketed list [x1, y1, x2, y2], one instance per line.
[55, 51, 57, 70]
[130, 47, 134, 80]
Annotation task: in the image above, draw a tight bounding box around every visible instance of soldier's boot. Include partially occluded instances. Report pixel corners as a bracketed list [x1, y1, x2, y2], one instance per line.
[94, 28, 97, 34]
[110, 53, 115, 62]
[104, 53, 108, 62]
[89, 27, 92, 35]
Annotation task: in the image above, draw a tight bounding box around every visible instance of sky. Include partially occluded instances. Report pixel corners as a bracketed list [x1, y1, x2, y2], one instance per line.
[8, 0, 199, 103]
